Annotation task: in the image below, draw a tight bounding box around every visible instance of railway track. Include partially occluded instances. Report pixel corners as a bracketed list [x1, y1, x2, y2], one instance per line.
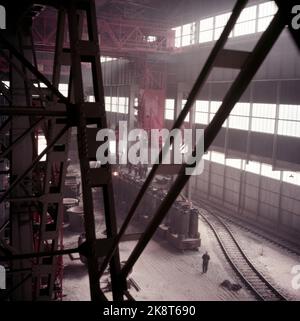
[197, 198, 300, 257]
[197, 208, 288, 301]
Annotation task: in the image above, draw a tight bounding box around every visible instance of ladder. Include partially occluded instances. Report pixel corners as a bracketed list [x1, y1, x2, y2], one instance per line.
[64, 0, 123, 301]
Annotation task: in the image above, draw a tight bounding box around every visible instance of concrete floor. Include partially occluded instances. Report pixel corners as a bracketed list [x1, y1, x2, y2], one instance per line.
[62, 212, 254, 301]
[61, 160, 300, 301]
[61, 210, 300, 301]
[228, 222, 300, 301]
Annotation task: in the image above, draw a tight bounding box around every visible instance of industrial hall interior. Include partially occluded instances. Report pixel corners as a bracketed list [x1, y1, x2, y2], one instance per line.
[0, 0, 300, 302]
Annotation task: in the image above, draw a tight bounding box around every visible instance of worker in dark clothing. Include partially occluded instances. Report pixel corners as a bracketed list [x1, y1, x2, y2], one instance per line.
[202, 251, 210, 273]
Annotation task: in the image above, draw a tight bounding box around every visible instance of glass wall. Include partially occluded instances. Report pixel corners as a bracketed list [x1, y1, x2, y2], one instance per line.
[173, 1, 278, 47]
[166, 99, 300, 138]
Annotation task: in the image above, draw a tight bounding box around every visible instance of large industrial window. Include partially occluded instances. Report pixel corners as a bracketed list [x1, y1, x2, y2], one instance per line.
[173, 26, 182, 48]
[210, 101, 228, 127]
[251, 103, 276, 134]
[111, 97, 118, 112]
[257, 1, 278, 32]
[214, 12, 232, 40]
[38, 135, 47, 161]
[245, 160, 261, 175]
[261, 163, 281, 180]
[87, 95, 95, 102]
[229, 102, 250, 130]
[134, 97, 139, 116]
[182, 99, 190, 122]
[118, 97, 128, 114]
[208, 151, 300, 187]
[211, 151, 225, 165]
[195, 100, 209, 124]
[104, 96, 128, 114]
[278, 104, 300, 137]
[173, 1, 277, 48]
[278, 120, 300, 138]
[58, 83, 68, 97]
[100, 56, 117, 63]
[182, 23, 196, 47]
[199, 17, 214, 43]
[105, 96, 111, 111]
[172, 23, 196, 47]
[282, 172, 300, 185]
[209, 101, 220, 120]
[234, 5, 257, 37]
[226, 158, 242, 169]
[165, 99, 175, 120]
[202, 151, 211, 160]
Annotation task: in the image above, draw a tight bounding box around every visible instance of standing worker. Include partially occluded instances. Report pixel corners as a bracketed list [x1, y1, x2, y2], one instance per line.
[202, 251, 210, 273]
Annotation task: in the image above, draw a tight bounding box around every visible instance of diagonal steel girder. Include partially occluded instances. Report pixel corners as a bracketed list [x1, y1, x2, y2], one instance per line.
[0, 125, 69, 204]
[0, 33, 70, 106]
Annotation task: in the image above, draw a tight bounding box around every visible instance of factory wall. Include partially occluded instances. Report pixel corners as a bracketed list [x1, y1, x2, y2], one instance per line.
[190, 158, 300, 243]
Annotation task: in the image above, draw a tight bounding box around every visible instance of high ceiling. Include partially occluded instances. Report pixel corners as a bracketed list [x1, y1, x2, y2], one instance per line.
[95, 0, 202, 26]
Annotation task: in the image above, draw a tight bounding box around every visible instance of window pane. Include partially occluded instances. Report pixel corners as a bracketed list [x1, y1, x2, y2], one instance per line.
[173, 26, 181, 37]
[172, 26, 182, 47]
[261, 164, 280, 180]
[229, 115, 249, 130]
[38, 135, 47, 161]
[119, 97, 126, 105]
[195, 100, 209, 113]
[210, 101, 221, 113]
[105, 96, 111, 111]
[182, 35, 192, 46]
[246, 161, 260, 174]
[111, 97, 118, 112]
[278, 120, 300, 137]
[282, 172, 300, 186]
[182, 23, 193, 35]
[226, 158, 241, 169]
[119, 105, 126, 114]
[199, 30, 213, 43]
[258, 1, 277, 18]
[215, 12, 231, 28]
[166, 99, 175, 109]
[182, 99, 189, 122]
[165, 99, 175, 120]
[87, 95, 95, 102]
[202, 151, 211, 160]
[165, 110, 174, 120]
[234, 20, 256, 36]
[237, 5, 257, 22]
[199, 17, 214, 31]
[175, 37, 181, 47]
[279, 104, 300, 121]
[252, 103, 276, 118]
[214, 28, 232, 40]
[211, 151, 225, 164]
[58, 83, 68, 97]
[195, 112, 208, 124]
[252, 117, 275, 133]
[257, 16, 273, 32]
[231, 102, 250, 116]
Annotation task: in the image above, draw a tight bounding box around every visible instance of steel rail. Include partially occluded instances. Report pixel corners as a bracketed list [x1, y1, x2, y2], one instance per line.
[198, 209, 288, 301]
